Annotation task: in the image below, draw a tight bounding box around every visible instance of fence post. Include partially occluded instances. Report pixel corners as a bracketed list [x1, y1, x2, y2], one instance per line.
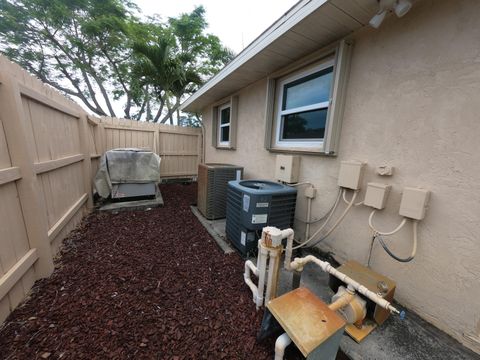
[0, 74, 54, 279]
[79, 113, 93, 209]
[154, 129, 160, 155]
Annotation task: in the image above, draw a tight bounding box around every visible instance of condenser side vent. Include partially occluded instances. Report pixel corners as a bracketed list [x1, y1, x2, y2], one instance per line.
[197, 163, 243, 220]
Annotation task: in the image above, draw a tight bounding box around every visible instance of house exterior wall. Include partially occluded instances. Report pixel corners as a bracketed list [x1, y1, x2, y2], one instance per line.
[201, 0, 480, 351]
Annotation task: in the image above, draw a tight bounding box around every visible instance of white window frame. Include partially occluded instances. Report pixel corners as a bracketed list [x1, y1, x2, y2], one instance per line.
[217, 103, 231, 147]
[274, 58, 334, 149]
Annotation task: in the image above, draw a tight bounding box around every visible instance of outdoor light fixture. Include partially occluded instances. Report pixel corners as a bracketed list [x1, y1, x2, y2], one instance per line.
[369, 10, 387, 29]
[394, 0, 412, 17]
[369, 0, 412, 28]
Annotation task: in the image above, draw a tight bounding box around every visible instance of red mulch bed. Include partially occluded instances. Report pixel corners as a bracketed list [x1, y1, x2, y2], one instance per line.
[0, 183, 282, 359]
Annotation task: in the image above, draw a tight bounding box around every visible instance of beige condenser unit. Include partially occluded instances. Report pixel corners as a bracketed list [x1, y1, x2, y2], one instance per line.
[197, 163, 243, 220]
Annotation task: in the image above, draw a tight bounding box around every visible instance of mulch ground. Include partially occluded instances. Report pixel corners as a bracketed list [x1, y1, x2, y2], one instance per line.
[0, 183, 350, 360]
[0, 183, 304, 360]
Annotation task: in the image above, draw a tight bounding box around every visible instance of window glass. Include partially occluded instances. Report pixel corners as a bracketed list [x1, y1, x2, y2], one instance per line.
[281, 109, 327, 140]
[221, 126, 230, 142]
[282, 67, 333, 110]
[220, 107, 230, 125]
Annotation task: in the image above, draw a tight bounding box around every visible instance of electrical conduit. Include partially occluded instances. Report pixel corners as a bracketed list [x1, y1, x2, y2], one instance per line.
[293, 189, 355, 249]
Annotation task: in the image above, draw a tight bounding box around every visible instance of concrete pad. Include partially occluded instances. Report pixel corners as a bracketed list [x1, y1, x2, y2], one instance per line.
[190, 206, 235, 254]
[99, 191, 164, 212]
[191, 214, 479, 359]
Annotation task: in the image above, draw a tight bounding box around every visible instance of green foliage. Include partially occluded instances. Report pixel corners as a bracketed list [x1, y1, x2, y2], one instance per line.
[0, 1, 234, 123]
[130, 6, 234, 123]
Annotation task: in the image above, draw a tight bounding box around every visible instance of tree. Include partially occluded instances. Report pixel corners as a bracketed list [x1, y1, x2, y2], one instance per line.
[0, 0, 139, 118]
[132, 6, 234, 123]
[0, 1, 234, 122]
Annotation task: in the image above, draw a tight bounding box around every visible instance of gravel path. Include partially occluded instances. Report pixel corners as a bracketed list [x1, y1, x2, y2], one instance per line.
[0, 183, 278, 359]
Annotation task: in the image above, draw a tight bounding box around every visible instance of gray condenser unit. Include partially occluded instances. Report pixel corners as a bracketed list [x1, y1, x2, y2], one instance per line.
[197, 163, 243, 220]
[226, 180, 297, 256]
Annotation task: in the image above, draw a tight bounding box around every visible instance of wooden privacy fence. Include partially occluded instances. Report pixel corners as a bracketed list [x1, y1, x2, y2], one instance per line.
[97, 117, 202, 179]
[0, 56, 202, 324]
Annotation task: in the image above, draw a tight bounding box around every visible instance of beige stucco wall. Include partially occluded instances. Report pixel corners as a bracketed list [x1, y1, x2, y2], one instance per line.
[201, 0, 480, 351]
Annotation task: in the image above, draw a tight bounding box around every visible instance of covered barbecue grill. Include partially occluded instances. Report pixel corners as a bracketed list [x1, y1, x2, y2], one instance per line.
[94, 148, 161, 201]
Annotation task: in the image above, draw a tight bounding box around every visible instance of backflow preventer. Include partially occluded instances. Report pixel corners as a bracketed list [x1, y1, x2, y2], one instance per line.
[244, 226, 405, 360]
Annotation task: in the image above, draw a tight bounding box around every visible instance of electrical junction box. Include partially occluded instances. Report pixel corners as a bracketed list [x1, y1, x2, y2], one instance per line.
[364, 183, 391, 210]
[304, 186, 317, 199]
[337, 160, 366, 190]
[399, 187, 430, 220]
[275, 155, 300, 183]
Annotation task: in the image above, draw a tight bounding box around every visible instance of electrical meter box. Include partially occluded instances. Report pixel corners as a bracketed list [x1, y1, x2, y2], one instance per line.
[364, 183, 391, 210]
[275, 155, 300, 183]
[337, 160, 365, 190]
[399, 187, 430, 220]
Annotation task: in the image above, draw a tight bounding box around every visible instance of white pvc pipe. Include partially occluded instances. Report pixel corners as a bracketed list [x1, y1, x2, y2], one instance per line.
[244, 260, 259, 305]
[290, 255, 400, 315]
[274, 333, 292, 360]
[256, 246, 269, 308]
[411, 220, 418, 259]
[282, 229, 295, 272]
[368, 209, 407, 236]
[265, 248, 280, 304]
[305, 196, 312, 241]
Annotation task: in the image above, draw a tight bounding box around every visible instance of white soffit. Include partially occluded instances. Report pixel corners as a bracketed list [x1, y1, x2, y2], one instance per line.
[181, 0, 378, 113]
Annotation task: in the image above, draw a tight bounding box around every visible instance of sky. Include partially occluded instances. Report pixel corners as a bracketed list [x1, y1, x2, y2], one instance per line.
[134, 0, 298, 54]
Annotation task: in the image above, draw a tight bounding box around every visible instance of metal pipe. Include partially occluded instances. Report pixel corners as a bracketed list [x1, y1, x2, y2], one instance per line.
[274, 332, 292, 360]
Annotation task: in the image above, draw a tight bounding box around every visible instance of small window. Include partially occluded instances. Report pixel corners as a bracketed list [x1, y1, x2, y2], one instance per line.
[218, 103, 231, 146]
[265, 40, 353, 154]
[275, 60, 334, 149]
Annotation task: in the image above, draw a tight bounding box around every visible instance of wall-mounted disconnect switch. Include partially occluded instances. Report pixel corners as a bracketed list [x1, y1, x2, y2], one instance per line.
[275, 155, 300, 183]
[364, 183, 391, 210]
[337, 160, 366, 190]
[304, 186, 317, 199]
[399, 187, 430, 220]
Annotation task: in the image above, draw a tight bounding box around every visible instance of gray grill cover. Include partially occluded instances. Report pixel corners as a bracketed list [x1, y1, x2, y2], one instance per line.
[94, 148, 161, 198]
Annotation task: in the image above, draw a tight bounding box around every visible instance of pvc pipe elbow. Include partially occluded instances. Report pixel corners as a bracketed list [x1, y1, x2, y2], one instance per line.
[281, 228, 294, 239]
[274, 333, 292, 360]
